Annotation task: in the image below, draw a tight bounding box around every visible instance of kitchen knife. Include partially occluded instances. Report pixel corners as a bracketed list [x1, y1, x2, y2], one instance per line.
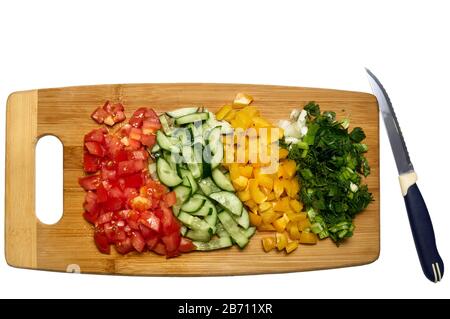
[366, 68, 444, 283]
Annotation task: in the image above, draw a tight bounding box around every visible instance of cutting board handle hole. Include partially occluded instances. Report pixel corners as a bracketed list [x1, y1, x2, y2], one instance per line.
[35, 135, 63, 225]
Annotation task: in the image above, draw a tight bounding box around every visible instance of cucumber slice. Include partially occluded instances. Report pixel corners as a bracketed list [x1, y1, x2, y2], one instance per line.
[210, 142, 223, 169]
[151, 144, 161, 154]
[173, 127, 192, 146]
[157, 158, 182, 187]
[157, 130, 180, 153]
[198, 177, 221, 195]
[211, 169, 235, 192]
[243, 226, 256, 238]
[207, 127, 222, 149]
[216, 222, 230, 238]
[186, 229, 211, 242]
[177, 212, 211, 232]
[204, 206, 217, 234]
[179, 169, 198, 194]
[148, 162, 158, 181]
[194, 237, 233, 251]
[209, 191, 243, 216]
[189, 122, 204, 145]
[159, 114, 174, 135]
[175, 112, 209, 125]
[172, 185, 191, 216]
[181, 196, 205, 213]
[217, 212, 249, 248]
[166, 107, 199, 118]
[231, 207, 250, 229]
[180, 225, 188, 236]
[191, 197, 214, 217]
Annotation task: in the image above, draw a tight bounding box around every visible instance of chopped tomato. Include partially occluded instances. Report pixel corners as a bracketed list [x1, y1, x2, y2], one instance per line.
[94, 232, 111, 254]
[84, 128, 107, 143]
[140, 134, 156, 147]
[79, 175, 101, 190]
[115, 238, 133, 255]
[163, 191, 177, 207]
[152, 242, 167, 256]
[85, 141, 105, 157]
[91, 101, 126, 126]
[131, 231, 146, 253]
[178, 238, 195, 253]
[83, 211, 98, 224]
[162, 233, 181, 253]
[123, 173, 143, 188]
[83, 153, 100, 173]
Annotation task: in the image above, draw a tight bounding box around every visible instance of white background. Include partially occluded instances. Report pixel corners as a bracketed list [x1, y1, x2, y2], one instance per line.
[1, 0, 449, 299]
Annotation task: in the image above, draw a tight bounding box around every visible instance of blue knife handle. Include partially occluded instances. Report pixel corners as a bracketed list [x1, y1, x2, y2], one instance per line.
[404, 183, 444, 282]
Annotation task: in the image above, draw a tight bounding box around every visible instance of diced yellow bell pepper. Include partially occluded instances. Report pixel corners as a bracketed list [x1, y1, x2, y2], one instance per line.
[241, 106, 259, 118]
[288, 178, 300, 198]
[267, 192, 276, 201]
[216, 105, 233, 120]
[299, 232, 318, 245]
[285, 241, 299, 254]
[233, 92, 253, 107]
[273, 179, 284, 198]
[229, 163, 240, 181]
[262, 237, 275, 252]
[256, 174, 273, 191]
[282, 179, 292, 196]
[298, 219, 312, 231]
[230, 117, 245, 129]
[249, 212, 262, 226]
[239, 165, 253, 178]
[245, 199, 258, 209]
[276, 232, 288, 251]
[279, 148, 289, 159]
[273, 214, 290, 233]
[252, 117, 272, 128]
[274, 196, 290, 212]
[283, 160, 297, 178]
[224, 109, 237, 122]
[237, 188, 251, 202]
[249, 179, 267, 204]
[261, 209, 278, 224]
[232, 175, 248, 191]
[289, 199, 302, 213]
[258, 224, 276, 231]
[258, 202, 272, 212]
[289, 223, 302, 240]
[287, 211, 307, 223]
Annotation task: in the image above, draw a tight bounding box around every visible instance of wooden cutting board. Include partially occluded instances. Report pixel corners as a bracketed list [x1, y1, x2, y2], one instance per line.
[5, 84, 379, 275]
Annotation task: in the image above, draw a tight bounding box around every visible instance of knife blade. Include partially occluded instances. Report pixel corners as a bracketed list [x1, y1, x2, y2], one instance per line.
[366, 68, 444, 283]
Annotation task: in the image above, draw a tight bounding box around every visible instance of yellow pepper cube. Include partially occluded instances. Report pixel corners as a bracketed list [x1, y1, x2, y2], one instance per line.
[261, 209, 278, 224]
[299, 232, 318, 245]
[252, 117, 272, 128]
[224, 109, 237, 122]
[229, 163, 241, 180]
[288, 178, 300, 198]
[245, 199, 258, 209]
[285, 241, 299, 254]
[258, 224, 276, 232]
[289, 199, 303, 213]
[233, 92, 253, 107]
[298, 219, 312, 231]
[258, 202, 272, 212]
[267, 192, 276, 201]
[249, 179, 267, 204]
[279, 148, 289, 159]
[239, 165, 253, 178]
[273, 179, 284, 198]
[273, 214, 290, 233]
[256, 174, 273, 191]
[276, 232, 288, 251]
[232, 175, 248, 191]
[262, 237, 276, 252]
[237, 188, 251, 202]
[249, 213, 262, 227]
[241, 106, 259, 118]
[283, 160, 297, 178]
[289, 223, 302, 240]
[216, 105, 233, 120]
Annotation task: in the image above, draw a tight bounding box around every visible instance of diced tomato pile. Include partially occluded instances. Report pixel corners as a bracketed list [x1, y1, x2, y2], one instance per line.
[79, 105, 195, 257]
[91, 101, 126, 126]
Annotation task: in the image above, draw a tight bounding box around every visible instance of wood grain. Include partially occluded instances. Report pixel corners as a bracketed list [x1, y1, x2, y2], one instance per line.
[5, 84, 380, 275]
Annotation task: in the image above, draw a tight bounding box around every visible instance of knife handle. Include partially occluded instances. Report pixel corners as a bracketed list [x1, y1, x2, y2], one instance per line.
[401, 173, 444, 282]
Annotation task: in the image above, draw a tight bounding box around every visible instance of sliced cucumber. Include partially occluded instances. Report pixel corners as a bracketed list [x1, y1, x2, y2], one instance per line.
[163, 151, 179, 170]
[210, 142, 223, 169]
[157, 158, 182, 187]
[157, 130, 180, 153]
[189, 122, 204, 145]
[204, 207, 217, 234]
[186, 229, 211, 242]
[194, 237, 233, 251]
[148, 162, 158, 181]
[243, 226, 256, 238]
[231, 207, 250, 229]
[173, 127, 192, 145]
[179, 168, 198, 194]
[166, 107, 199, 118]
[209, 191, 243, 216]
[172, 185, 191, 216]
[202, 161, 212, 178]
[216, 222, 230, 238]
[212, 168, 235, 192]
[207, 127, 222, 148]
[191, 197, 214, 217]
[198, 177, 221, 195]
[175, 112, 209, 125]
[181, 196, 205, 213]
[159, 114, 174, 135]
[218, 211, 249, 249]
[151, 144, 161, 154]
[180, 225, 188, 236]
[177, 212, 211, 232]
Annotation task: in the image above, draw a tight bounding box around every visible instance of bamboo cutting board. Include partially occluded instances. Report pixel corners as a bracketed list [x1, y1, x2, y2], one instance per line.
[5, 84, 379, 275]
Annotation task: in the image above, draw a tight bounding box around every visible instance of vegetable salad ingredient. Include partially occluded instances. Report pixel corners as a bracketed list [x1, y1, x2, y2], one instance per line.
[91, 101, 126, 126]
